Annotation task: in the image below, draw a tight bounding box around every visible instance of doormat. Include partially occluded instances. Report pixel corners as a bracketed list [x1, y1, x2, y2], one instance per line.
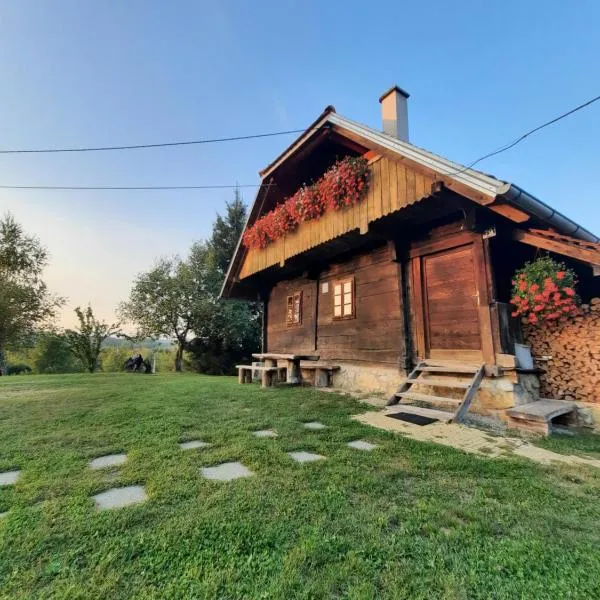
[387, 412, 439, 426]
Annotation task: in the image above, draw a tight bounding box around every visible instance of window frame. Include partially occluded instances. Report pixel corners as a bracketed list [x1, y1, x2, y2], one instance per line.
[332, 277, 355, 320]
[286, 291, 303, 327]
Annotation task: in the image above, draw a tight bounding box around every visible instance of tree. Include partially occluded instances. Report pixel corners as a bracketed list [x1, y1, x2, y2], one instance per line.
[207, 188, 247, 276]
[120, 257, 197, 371]
[120, 190, 260, 374]
[0, 213, 63, 375]
[65, 305, 120, 373]
[33, 331, 80, 374]
[187, 192, 262, 374]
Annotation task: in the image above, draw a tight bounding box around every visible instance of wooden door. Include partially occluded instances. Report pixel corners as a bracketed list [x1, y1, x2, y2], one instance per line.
[411, 234, 495, 364]
[423, 244, 481, 359]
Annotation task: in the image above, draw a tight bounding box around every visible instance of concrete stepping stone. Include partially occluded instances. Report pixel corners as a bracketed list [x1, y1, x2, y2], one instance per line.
[347, 440, 378, 451]
[88, 454, 127, 470]
[252, 429, 277, 438]
[0, 470, 21, 486]
[200, 462, 254, 481]
[179, 440, 210, 450]
[303, 421, 327, 430]
[93, 485, 148, 510]
[288, 451, 326, 463]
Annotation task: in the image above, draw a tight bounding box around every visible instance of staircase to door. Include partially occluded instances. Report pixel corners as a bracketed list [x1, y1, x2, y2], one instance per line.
[388, 360, 485, 423]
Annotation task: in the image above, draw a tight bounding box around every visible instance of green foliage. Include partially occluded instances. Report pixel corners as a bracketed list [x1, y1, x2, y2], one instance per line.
[121, 188, 261, 374]
[5, 362, 32, 375]
[65, 305, 121, 373]
[1, 373, 600, 598]
[120, 257, 197, 372]
[0, 213, 64, 374]
[33, 331, 81, 374]
[207, 188, 247, 274]
[187, 191, 261, 374]
[99, 345, 183, 373]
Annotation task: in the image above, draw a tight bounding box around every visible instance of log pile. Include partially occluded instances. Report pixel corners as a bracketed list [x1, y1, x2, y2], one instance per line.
[524, 297, 600, 403]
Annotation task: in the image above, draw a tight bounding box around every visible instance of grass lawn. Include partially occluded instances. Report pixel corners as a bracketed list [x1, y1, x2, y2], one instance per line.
[1, 374, 600, 599]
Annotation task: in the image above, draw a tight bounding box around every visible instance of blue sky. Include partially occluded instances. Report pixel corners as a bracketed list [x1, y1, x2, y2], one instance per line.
[0, 1, 599, 327]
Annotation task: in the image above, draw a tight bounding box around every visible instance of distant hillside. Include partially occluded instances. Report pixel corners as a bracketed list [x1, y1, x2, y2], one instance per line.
[102, 337, 174, 350]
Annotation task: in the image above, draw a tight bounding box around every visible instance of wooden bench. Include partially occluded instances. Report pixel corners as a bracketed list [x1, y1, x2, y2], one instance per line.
[236, 365, 287, 388]
[300, 363, 341, 388]
[253, 353, 319, 384]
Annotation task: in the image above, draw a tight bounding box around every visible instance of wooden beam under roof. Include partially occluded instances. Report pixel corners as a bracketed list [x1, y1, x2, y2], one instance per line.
[513, 229, 600, 271]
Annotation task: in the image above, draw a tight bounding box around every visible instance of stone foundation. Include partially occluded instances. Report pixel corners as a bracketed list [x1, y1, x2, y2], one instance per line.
[331, 362, 403, 398]
[329, 361, 540, 422]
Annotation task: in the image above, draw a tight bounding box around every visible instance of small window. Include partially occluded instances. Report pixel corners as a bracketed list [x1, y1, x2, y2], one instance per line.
[286, 291, 302, 326]
[333, 277, 355, 319]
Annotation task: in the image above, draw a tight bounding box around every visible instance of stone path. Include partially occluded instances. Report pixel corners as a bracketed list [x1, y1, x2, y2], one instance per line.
[303, 421, 327, 430]
[88, 454, 127, 470]
[3, 412, 595, 520]
[253, 429, 277, 438]
[93, 485, 148, 510]
[347, 440, 378, 451]
[0, 470, 21, 486]
[179, 440, 210, 450]
[353, 407, 600, 469]
[288, 451, 325, 463]
[201, 462, 254, 481]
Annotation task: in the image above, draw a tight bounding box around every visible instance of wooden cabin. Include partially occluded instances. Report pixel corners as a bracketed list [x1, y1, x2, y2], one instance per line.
[221, 87, 600, 420]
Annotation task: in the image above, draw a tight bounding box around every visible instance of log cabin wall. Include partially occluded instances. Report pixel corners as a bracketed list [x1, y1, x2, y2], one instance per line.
[266, 276, 316, 354]
[316, 243, 404, 366]
[239, 157, 437, 279]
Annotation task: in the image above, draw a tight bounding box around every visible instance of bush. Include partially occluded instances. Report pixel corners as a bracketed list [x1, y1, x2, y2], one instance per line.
[6, 363, 32, 375]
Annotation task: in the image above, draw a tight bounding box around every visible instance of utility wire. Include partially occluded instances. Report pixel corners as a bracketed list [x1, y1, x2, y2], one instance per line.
[0, 183, 268, 191]
[0, 129, 307, 154]
[442, 93, 600, 177]
[0, 93, 598, 190]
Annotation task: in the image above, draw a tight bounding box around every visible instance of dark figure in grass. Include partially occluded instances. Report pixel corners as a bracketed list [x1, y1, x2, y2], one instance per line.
[124, 354, 152, 374]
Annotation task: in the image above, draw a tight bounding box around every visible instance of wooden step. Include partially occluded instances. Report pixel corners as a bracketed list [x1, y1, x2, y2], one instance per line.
[410, 377, 471, 389]
[506, 400, 577, 423]
[396, 391, 461, 409]
[418, 365, 479, 374]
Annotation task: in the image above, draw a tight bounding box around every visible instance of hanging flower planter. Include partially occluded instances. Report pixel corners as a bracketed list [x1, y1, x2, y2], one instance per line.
[242, 156, 369, 250]
[510, 256, 579, 325]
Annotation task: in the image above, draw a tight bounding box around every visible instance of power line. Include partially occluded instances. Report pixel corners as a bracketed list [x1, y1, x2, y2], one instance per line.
[0, 183, 269, 191]
[0, 129, 307, 154]
[444, 93, 600, 177]
[1, 93, 598, 190]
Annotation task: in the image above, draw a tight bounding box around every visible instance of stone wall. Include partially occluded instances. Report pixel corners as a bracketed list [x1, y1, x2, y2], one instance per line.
[524, 297, 600, 403]
[329, 361, 539, 421]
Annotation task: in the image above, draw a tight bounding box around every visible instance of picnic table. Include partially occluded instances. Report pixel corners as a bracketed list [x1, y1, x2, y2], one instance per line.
[252, 353, 319, 385]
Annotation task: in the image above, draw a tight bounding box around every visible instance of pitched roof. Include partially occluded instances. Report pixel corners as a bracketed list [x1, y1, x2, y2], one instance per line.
[221, 107, 598, 298]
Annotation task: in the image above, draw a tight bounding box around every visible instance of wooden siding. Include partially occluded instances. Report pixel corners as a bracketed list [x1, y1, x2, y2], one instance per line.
[239, 157, 436, 279]
[267, 277, 317, 354]
[316, 244, 404, 365]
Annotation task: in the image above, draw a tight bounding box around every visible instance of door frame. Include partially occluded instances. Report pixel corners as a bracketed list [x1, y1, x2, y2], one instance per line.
[409, 231, 495, 365]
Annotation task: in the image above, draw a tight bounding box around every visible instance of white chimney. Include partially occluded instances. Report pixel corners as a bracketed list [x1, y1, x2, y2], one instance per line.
[379, 85, 409, 142]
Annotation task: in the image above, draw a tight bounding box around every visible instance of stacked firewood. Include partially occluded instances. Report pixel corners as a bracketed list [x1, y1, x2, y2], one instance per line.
[524, 297, 600, 403]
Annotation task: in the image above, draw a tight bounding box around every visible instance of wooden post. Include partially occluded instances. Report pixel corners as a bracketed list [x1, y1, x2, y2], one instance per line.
[261, 370, 270, 388]
[314, 368, 329, 388]
[288, 359, 301, 385]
